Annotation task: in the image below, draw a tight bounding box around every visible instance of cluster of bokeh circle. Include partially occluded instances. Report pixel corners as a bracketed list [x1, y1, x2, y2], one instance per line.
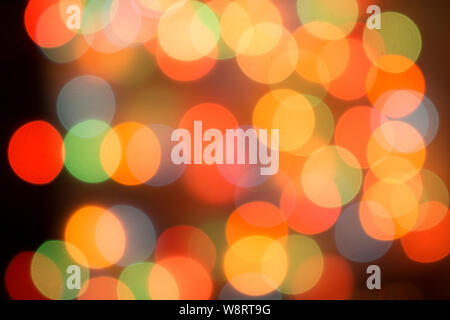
[5, 0, 449, 300]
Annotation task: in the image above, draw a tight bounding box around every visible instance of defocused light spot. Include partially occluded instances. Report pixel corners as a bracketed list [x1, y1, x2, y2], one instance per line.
[148, 263, 180, 300]
[362, 168, 424, 203]
[101, 122, 161, 185]
[77, 46, 156, 86]
[335, 203, 392, 262]
[83, 25, 126, 54]
[198, 0, 235, 60]
[25, 0, 76, 48]
[226, 201, 288, 245]
[413, 170, 449, 231]
[393, 95, 439, 147]
[31, 253, 62, 300]
[118, 262, 175, 300]
[109, 0, 142, 46]
[220, 0, 282, 56]
[179, 103, 238, 205]
[80, 0, 114, 35]
[155, 225, 216, 272]
[253, 89, 315, 152]
[134, 11, 159, 44]
[302, 146, 362, 208]
[290, 95, 334, 157]
[293, 23, 350, 84]
[139, 0, 184, 13]
[297, 0, 358, 40]
[374, 90, 423, 119]
[327, 36, 372, 100]
[40, 34, 89, 63]
[234, 174, 285, 208]
[8, 121, 64, 184]
[237, 22, 284, 56]
[31, 240, 89, 300]
[237, 26, 298, 84]
[64, 120, 111, 183]
[278, 235, 323, 295]
[184, 164, 236, 205]
[366, 58, 425, 107]
[108, 205, 156, 266]
[294, 254, 354, 300]
[219, 282, 282, 300]
[218, 125, 271, 188]
[360, 180, 420, 240]
[158, 1, 220, 61]
[146, 124, 186, 186]
[79, 276, 132, 300]
[367, 121, 426, 183]
[65, 206, 126, 268]
[179, 102, 239, 155]
[280, 177, 341, 234]
[335, 106, 386, 169]
[270, 71, 329, 101]
[114, 86, 183, 126]
[155, 43, 217, 82]
[119, 263, 151, 300]
[57, 75, 116, 131]
[159, 256, 212, 300]
[363, 12, 422, 73]
[401, 211, 450, 263]
[224, 236, 287, 296]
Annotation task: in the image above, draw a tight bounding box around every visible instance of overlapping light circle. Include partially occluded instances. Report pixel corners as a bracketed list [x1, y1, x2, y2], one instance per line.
[64, 205, 126, 268]
[224, 235, 287, 296]
[363, 12, 422, 73]
[158, 1, 220, 61]
[297, 0, 359, 40]
[302, 146, 362, 208]
[31, 240, 90, 300]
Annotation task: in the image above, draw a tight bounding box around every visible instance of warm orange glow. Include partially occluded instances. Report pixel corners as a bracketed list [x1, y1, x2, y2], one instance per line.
[148, 264, 180, 300]
[335, 106, 385, 169]
[360, 180, 420, 241]
[79, 277, 132, 300]
[158, 257, 212, 300]
[25, 0, 76, 48]
[293, 23, 350, 84]
[155, 44, 217, 82]
[328, 36, 372, 100]
[226, 201, 288, 244]
[155, 226, 216, 272]
[367, 121, 426, 183]
[253, 89, 315, 151]
[294, 254, 354, 300]
[280, 178, 341, 234]
[401, 211, 450, 263]
[224, 236, 287, 296]
[64, 206, 126, 268]
[366, 57, 425, 106]
[101, 122, 161, 185]
[237, 25, 298, 84]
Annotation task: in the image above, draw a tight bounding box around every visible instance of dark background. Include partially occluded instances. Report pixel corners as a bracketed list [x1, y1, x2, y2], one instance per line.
[1, 0, 449, 300]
